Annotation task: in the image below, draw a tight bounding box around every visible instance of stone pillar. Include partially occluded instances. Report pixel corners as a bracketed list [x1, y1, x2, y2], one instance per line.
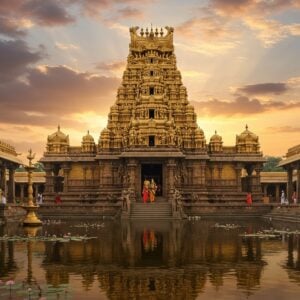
[287, 167, 293, 204]
[167, 159, 176, 201]
[127, 159, 137, 200]
[245, 165, 254, 193]
[263, 184, 268, 196]
[209, 164, 214, 186]
[275, 184, 280, 202]
[200, 161, 206, 186]
[34, 183, 39, 202]
[20, 184, 25, 201]
[192, 161, 202, 185]
[63, 165, 71, 192]
[7, 167, 15, 203]
[83, 166, 87, 185]
[297, 167, 300, 203]
[44, 165, 54, 193]
[253, 166, 262, 193]
[218, 163, 223, 183]
[0, 166, 7, 197]
[235, 164, 242, 192]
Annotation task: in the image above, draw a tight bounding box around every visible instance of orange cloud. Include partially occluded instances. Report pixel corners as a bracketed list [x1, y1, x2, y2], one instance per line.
[266, 126, 300, 133]
[0, 65, 120, 127]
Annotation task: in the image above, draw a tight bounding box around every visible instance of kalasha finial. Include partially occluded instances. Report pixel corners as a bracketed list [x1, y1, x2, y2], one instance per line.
[140, 28, 144, 36]
[27, 149, 35, 167]
[245, 124, 248, 130]
[160, 27, 163, 36]
[58, 124, 60, 131]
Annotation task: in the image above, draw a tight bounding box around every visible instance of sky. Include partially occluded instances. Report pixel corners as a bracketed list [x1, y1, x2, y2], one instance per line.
[1, 0, 300, 161]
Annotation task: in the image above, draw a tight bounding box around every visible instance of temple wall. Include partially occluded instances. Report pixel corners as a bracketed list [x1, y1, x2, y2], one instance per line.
[69, 163, 84, 179]
[222, 164, 236, 180]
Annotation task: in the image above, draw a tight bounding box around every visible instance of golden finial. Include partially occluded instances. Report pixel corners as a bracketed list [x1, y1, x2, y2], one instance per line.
[155, 27, 159, 36]
[245, 124, 248, 130]
[140, 27, 144, 36]
[160, 27, 163, 36]
[215, 130, 217, 135]
[58, 124, 60, 131]
[27, 149, 35, 167]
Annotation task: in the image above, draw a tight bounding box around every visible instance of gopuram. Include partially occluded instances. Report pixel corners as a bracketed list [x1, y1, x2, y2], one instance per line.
[41, 26, 265, 216]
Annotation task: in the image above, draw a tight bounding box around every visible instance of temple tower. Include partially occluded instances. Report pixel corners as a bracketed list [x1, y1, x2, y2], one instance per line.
[99, 26, 206, 153]
[41, 26, 265, 214]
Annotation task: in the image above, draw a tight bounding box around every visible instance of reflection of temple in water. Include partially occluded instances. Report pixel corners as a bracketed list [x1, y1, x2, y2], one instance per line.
[285, 234, 300, 285]
[3, 221, 300, 298]
[37, 221, 268, 298]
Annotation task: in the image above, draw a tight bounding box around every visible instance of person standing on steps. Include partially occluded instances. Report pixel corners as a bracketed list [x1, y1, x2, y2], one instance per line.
[142, 178, 150, 203]
[149, 178, 157, 203]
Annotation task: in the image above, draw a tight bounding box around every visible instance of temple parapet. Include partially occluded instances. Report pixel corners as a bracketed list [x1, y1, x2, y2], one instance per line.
[286, 144, 300, 158]
[130, 26, 174, 52]
[0, 140, 17, 156]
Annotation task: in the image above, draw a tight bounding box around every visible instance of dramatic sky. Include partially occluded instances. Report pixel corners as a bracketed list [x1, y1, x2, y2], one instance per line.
[1, 0, 300, 161]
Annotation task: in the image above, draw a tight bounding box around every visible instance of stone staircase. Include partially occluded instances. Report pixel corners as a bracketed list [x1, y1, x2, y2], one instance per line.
[130, 201, 173, 219]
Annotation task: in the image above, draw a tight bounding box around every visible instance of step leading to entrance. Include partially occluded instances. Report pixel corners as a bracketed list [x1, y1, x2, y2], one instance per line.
[130, 202, 172, 219]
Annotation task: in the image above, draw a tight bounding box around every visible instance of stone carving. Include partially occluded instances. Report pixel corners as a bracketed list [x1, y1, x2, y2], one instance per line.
[172, 189, 187, 219]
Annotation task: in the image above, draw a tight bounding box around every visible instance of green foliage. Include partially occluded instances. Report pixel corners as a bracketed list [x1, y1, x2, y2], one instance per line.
[33, 162, 44, 172]
[16, 162, 44, 172]
[263, 156, 284, 172]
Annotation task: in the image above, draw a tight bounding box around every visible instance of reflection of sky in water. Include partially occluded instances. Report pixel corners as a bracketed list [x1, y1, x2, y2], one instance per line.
[0, 219, 300, 299]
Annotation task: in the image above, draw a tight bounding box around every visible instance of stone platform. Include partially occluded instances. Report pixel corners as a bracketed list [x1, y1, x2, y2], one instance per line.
[0, 204, 26, 224]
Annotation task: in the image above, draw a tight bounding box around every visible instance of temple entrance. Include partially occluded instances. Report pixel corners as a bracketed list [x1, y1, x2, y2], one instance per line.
[141, 164, 163, 197]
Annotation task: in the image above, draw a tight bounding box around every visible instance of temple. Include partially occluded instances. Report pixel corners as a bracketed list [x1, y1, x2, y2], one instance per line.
[0, 140, 23, 203]
[40, 26, 265, 216]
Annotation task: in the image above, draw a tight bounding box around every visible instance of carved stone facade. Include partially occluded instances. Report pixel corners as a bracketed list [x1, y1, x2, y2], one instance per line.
[41, 26, 264, 210]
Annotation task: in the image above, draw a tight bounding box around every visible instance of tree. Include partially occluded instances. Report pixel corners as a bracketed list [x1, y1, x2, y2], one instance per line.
[263, 156, 284, 172]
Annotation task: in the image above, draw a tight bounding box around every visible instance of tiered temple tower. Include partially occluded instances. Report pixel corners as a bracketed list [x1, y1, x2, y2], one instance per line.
[98, 26, 205, 154]
[41, 26, 265, 215]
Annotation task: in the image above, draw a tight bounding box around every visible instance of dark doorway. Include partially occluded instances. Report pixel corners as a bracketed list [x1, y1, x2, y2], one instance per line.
[141, 164, 163, 196]
[149, 109, 155, 119]
[149, 135, 155, 146]
[149, 87, 154, 95]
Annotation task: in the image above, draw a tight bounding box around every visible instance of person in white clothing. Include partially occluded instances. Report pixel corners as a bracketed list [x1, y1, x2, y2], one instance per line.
[1, 195, 7, 205]
[280, 190, 286, 205]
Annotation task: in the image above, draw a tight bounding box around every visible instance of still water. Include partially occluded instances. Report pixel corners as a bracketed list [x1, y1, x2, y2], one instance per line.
[0, 218, 300, 299]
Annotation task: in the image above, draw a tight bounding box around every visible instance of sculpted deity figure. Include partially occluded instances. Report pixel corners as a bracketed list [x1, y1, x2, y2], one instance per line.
[149, 178, 158, 202]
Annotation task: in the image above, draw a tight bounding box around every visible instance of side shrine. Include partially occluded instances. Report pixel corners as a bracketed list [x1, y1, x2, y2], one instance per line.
[40, 26, 265, 217]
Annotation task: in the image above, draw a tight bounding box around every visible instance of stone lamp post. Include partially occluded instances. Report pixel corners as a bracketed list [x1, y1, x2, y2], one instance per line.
[22, 149, 42, 226]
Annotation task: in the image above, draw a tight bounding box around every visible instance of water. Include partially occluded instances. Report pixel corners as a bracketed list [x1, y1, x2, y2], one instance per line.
[0, 218, 300, 299]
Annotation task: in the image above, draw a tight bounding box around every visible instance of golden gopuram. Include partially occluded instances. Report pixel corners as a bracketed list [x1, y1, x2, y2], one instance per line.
[40, 26, 265, 217]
